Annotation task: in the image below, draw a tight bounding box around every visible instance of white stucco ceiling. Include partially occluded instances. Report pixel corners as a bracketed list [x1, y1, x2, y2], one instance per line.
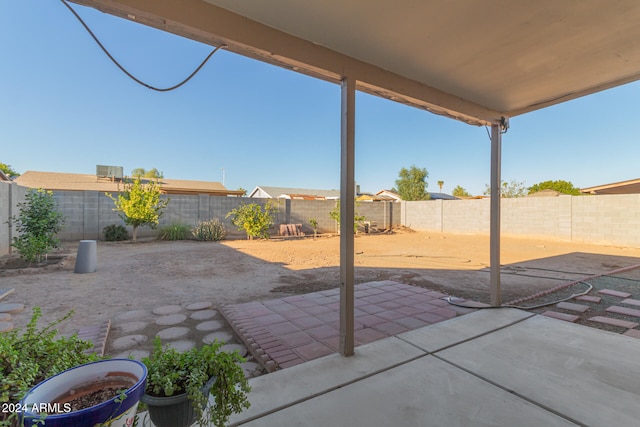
[203, 0, 640, 116]
[71, 0, 640, 125]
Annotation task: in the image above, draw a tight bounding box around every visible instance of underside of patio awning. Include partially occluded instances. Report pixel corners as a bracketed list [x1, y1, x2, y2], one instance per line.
[69, 0, 640, 127]
[67, 0, 640, 356]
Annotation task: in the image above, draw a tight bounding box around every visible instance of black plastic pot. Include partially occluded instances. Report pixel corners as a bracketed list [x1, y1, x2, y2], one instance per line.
[141, 376, 216, 427]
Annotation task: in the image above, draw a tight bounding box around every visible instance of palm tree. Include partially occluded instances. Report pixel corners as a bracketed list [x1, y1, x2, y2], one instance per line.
[437, 180, 444, 192]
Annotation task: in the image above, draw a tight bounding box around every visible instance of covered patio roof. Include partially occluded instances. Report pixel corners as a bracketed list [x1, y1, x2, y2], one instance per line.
[68, 0, 640, 355]
[69, 0, 640, 126]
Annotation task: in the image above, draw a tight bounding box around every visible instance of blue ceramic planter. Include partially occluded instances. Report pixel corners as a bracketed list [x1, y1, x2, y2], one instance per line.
[20, 359, 147, 427]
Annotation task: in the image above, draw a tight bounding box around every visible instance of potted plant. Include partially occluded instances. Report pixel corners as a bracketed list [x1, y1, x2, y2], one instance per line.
[19, 359, 147, 427]
[141, 337, 250, 427]
[0, 307, 110, 427]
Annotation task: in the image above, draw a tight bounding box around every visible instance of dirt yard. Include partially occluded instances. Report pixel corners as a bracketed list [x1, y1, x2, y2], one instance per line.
[2, 229, 640, 336]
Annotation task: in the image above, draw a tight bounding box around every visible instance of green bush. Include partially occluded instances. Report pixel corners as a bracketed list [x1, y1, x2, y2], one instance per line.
[158, 223, 191, 241]
[0, 308, 99, 427]
[329, 200, 366, 233]
[9, 188, 65, 263]
[103, 224, 129, 241]
[193, 219, 227, 241]
[226, 202, 275, 240]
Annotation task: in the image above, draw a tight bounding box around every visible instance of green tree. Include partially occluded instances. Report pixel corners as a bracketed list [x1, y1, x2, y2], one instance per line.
[394, 165, 430, 201]
[131, 167, 163, 179]
[437, 180, 444, 192]
[528, 180, 581, 195]
[329, 200, 366, 233]
[237, 187, 247, 197]
[452, 185, 471, 197]
[0, 162, 20, 178]
[106, 177, 169, 241]
[9, 189, 64, 262]
[483, 180, 527, 198]
[226, 202, 275, 240]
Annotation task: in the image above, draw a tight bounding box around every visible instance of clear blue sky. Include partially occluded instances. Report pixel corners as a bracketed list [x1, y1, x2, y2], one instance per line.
[2, 1, 639, 196]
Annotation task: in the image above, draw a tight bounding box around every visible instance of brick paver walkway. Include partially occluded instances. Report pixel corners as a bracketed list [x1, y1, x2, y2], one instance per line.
[540, 286, 640, 336]
[220, 280, 476, 371]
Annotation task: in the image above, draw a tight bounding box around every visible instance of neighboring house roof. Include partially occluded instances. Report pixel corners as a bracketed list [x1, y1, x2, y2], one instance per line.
[375, 190, 402, 202]
[14, 171, 243, 196]
[580, 178, 640, 195]
[249, 186, 340, 200]
[0, 170, 10, 181]
[429, 193, 459, 200]
[373, 190, 458, 201]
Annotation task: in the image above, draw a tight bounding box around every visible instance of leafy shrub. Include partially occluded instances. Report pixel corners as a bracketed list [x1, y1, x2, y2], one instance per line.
[158, 223, 191, 241]
[105, 177, 169, 241]
[193, 219, 227, 241]
[329, 200, 366, 233]
[143, 336, 250, 427]
[0, 308, 98, 427]
[309, 218, 318, 239]
[103, 224, 129, 241]
[226, 202, 275, 240]
[9, 188, 64, 263]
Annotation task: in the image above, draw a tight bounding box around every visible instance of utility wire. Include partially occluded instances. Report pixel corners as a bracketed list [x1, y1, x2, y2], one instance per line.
[60, 0, 225, 92]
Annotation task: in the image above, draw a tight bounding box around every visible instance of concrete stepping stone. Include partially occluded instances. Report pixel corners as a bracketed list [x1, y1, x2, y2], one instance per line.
[156, 327, 190, 340]
[556, 302, 589, 313]
[114, 310, 148, 321]
[196, 320, 224, 331]
[111, 334, 148, 351]
[114, 321, 148, 334]
[542, 311, 579, 323]
[588, 316, 638, 329]
[598, 289, 632, 298]
[166, 340, 196, 352]
[113, 349, 150, 360]
[621, 298, 640, 307]
[605, 306, 640, 318]
[186, 302, 212, 311]
[0, 303, 24, 314]
[191, 310, 217, 320]
[0, 313, 11, 322]
[221, 343, 248, 357]
[203, 331, 233, 344]
[240, 361, 260, 378]
[575, 295, 601, 303]
[0, 321, 14, 332]
[0, 288, 14, 301]
[155, 314, 187, 326]
[623, 329, 640, 339]
[152, 305, 182, 316]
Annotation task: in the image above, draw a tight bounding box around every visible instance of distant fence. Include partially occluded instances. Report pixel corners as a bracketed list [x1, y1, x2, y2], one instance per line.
[2, 181, 640, 256]
[401, 194, 640, 248]
[0, 182, 399, 255]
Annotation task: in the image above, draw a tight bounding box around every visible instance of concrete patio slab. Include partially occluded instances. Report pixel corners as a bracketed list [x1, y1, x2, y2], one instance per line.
[397, 307, 533, 352]
[233, 355, 576, 427]
[439, 314, 640, 427]
[221, 309, 640, 427]
[231, 336, 424, 424]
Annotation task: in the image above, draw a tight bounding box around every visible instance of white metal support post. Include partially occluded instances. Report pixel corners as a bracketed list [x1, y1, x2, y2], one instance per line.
[340, 77, 356, 356]
[490, 123, 502, 306]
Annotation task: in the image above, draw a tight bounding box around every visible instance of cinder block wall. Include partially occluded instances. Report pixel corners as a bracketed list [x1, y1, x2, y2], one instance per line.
[401, 195, 640, 248]
[443, 199, 490, 234]
[0, 182, 27, 255]
[501, 196, 572, 240]
[571, 194, 640, 247]
[3, 183, 640, 254]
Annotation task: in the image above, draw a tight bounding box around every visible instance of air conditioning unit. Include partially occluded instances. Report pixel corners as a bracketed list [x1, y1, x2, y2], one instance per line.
[96, 165, 124, 180]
